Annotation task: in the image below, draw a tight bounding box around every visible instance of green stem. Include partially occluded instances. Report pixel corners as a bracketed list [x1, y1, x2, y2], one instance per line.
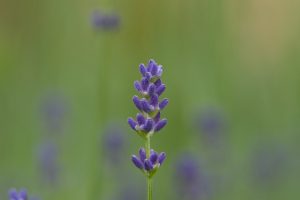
[146, 137, 152, 200]
[146, 136, 151, 157]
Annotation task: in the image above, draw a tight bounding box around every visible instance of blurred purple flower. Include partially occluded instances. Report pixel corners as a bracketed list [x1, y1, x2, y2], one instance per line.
[8, 188, 28, 200]
[91, 10, 120, 31]
[194, 107, 226, 145]
[174, 154, 212, 200]
[38, 141, 59, 185]
[41, 94, 68, 134]
[251, 144, 288, 185]
[102, 124, 126, 165]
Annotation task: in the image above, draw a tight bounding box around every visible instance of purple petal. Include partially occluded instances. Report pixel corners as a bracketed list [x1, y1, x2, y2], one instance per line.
[144, 159, 153, 171]
[128, 118, 137, 131]
[132, 155, 144, 169]
[143, 119, 154, 132]
[154, 79, 162, 86]
[157, 65, 163, 76]
[149, 94, 158, 107]
[147, 84, 155, 96]
[136, 113, 145, 126]
[141, 99, 152, 113]
[147, 59, 155, 72]
[156, 84, 166, 96]
[141, 77, 149, 90]
[139, 148, 146, 162]
[132, 96, 142, 111]
[8, 189, 18, 199]
[154, 119, 167, 132]
[158, 152, 166, 165]
[153, 112, 161, 123]
[134, 81, 142, 92]
[19, 189, 28, 200]
[151, 63, 158, 76]
[139, 64, 147, 76]
[145, 72, 151, 80]
[150, 150, 158, 164]
[159, 98, 169, 110]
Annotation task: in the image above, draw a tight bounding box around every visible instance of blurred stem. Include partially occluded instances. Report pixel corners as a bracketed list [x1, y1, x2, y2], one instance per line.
[148, 177, 152, 200]
[146, 137, 152, 200]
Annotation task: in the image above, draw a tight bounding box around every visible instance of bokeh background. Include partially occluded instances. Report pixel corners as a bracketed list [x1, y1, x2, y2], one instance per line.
[1, 0, 300, 199]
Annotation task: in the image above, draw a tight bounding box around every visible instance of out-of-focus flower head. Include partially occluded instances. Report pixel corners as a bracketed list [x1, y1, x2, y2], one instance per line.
[251, 143, 288, 185]
[194, 106, 226, 145]
[174, 153, 212, 200]
[8, 188, 28, 200]
[38, 141, 59, 185]
[91, 10, 120, 31]
[40, 93, 68, 134]
[102, 123, 126, 165]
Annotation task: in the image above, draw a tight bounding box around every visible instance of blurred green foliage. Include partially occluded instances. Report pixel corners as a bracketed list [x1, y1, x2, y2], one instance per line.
[1, 0, 300, 199]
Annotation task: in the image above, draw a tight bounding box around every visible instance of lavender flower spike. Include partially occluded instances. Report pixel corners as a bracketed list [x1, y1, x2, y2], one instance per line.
[128, 59, 168, 200]
[128, 59, 168, 139]
[9, 188, 28, 200]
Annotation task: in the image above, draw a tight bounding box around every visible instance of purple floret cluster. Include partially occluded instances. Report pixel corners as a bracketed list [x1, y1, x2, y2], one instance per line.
[128, 59, 168, 177]
[9, 189, 28, 200]
[132, 148, 166, 176]
[128, 60, 168, 138]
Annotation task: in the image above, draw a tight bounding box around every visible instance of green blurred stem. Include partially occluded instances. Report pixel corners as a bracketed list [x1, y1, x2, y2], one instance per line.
[146, 137, 152, 200]
[148, 177, 152, 200]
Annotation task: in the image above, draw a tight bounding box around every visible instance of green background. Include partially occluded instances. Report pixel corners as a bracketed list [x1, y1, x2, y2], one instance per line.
[0, 0, 300, 199]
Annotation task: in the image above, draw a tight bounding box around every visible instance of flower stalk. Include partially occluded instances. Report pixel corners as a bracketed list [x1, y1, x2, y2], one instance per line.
[128, 59, 168, 200]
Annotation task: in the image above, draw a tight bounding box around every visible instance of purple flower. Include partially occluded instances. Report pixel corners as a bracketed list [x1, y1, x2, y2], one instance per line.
[91, 10, 120, 31]
[251, 143, 288, 185]
[41, 93, 68, 134]
[131, 148, 166, 177]
[8, 188, 28, 200]
[174, 154, 212, 199]
[195, 107, 226, 145]
[102, 124, 126, 165]
[38, 141, 59, 184]
[128, 59, 168, 139]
